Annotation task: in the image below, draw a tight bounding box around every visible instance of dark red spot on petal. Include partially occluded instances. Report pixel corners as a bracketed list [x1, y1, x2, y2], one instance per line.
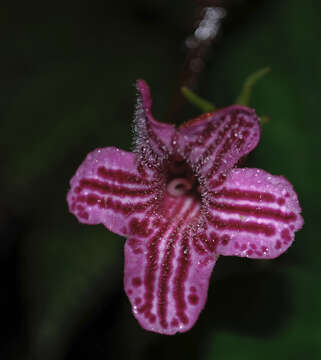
[190, 286, 196, 293]
[241, 244, 247, 251]
[199, 256, 212, 267]
[137, 306, 145, 313]
[135, 297, 142, 305]
[178, 313, 189, 325]
[127, 289, 133, 295]
[246, 249, 253, 256]
[149, 314, 156, 324]
[275, 240, 282, 249]
[250, 243, 257, 250]
[234, 241, 240, 249]
[160, 320, 168, 329]
[128, 238, 139, 247]
[144, 310, 150, 319]
[277, 198, 285, 205]
[221, 234, 230, 246]
[188, 294, 199, 305]
[132, 277, 142, 287]
[171, 318, 179, 327]
[281, 228, 291, 243]
[79, 211, 89, 220]
[128, 238, 143, 254]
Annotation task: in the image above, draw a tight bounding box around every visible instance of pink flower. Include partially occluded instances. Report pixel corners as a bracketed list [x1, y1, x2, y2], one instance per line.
[67, 80, 303, 334]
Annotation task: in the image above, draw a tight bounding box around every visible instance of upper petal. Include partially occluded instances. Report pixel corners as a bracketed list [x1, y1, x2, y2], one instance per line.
[177, 105, 261, 188]
[204, 168, 303, 259]
[133, 80, 177, 167]
[67, 147, 161, 236]
[124, 194, 217, 334]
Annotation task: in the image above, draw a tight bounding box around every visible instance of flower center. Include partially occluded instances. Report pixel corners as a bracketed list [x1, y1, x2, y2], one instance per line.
[167, 178, 193, 197]
[165, 157, 200, 198]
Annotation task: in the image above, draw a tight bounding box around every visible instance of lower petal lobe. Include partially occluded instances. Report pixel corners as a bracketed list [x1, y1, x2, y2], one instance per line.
[67, 147, 160, 236]
[124, 195, 217, 334]
[205, 168, 303, 259]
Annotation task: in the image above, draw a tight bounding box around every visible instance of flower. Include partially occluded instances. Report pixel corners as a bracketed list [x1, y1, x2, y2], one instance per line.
[67, 80, 303, 335]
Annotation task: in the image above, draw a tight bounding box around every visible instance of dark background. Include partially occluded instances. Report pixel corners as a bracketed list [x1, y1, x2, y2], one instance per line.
[1, 0, 320, 359]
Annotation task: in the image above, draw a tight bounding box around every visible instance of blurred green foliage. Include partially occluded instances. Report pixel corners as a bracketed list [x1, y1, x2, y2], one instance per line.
[1, 0, 320, 359]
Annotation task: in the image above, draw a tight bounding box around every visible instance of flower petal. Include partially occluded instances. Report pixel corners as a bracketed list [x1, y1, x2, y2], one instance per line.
[133, 80, 177, 167]
[178, 105, 261, 188]
[124, 195, 217, 334]
[204, 168, 303, 259]
[67, 147, 161, 236]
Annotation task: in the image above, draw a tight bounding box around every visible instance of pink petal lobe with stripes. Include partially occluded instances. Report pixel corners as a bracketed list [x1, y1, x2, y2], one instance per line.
[177, 106, 260, 188]
[67, 147, 161, 236]
[206, 168, 303, 259]
[134, 80, 177, 167]
[124, 195, 218, 334]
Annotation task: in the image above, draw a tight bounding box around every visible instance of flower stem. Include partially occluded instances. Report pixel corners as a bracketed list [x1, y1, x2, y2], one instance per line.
[167, 1, 227, 124]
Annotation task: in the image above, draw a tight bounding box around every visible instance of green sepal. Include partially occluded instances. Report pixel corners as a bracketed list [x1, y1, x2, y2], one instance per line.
[181, 86, 216, 113]
[235, 67, 270, 106]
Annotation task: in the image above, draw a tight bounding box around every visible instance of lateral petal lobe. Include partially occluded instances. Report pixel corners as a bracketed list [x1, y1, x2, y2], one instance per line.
[67, 147, 161, 236]
[206, 168, 303, 259]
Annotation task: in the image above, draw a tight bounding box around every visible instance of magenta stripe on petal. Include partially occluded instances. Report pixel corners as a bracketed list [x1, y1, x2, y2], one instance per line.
[124, 194, 218, 334]
[206, 168, 303, 259]
[212, 187, 276, 203]
[177, 106, 261, 187]
[67, 147, 161, 236]
[78, 178, 158, 196]
[97, 166, 155, 186]
[210, 200, 297, 223]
